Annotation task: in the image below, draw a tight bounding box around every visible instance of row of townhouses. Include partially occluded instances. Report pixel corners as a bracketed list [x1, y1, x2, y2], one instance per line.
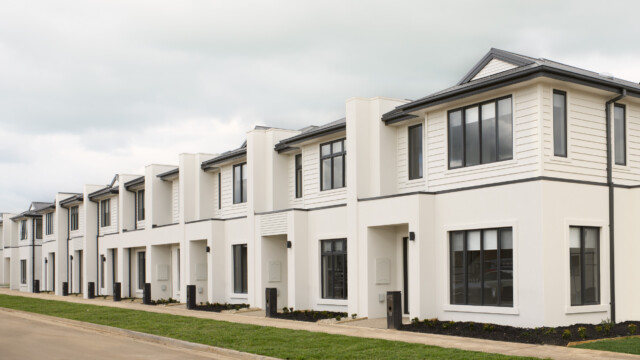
[2, 49, 640, 327]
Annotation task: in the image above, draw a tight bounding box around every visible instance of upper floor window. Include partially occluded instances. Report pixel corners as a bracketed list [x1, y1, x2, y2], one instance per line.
[20, 220, 27, 240]
[553, 90, 567, 157]
[448, 96, 513, 169]
[45, 213, 53, 235]
[35, 218, 43, 239]
[570, 226, 600, 306]
[137, 190, 145, 221]
[408, 124, 423, 180]
[233, 163, 247, 204]
[295, 154, 303, 198]
[217, 172, 222, 209]
[100, 199, 111, 227]
[614, 104, 626, 166]
[320, 139, 346, 191]
[70, 206, 79, 231]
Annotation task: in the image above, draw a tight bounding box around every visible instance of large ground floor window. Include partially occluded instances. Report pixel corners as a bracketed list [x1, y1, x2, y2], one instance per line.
[450, 228, 513, 307]
[138, 251, 146, 290]
[570, 226, 600, 306]
[20, 260, 27, 284]
[321, 239, 347, 299]
[233, 244, 248, 294]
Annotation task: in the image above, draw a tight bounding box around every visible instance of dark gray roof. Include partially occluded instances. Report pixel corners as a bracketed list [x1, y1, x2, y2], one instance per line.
[88, 186, 119, 200]
[59, 194, 84, 207]
[382, 48, 640, 124]
[157, 168, 179, 180]
[201, 142, 247, 170]
[11, 201, 54, 220]
[124, 176, 145, 189]
[274, 118, 346, 152]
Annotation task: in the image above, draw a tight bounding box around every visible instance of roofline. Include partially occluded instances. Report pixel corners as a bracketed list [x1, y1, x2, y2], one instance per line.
[457, 48, 535, 85]
[201, 149, 247, 169]
[156, 168, 179, 180]
[274, 122, 346, 152]
[88, 186, 119, 200]
[382, 65, 640, 124]
[59, 194, 84, 207]
[124, 176, 145, 189]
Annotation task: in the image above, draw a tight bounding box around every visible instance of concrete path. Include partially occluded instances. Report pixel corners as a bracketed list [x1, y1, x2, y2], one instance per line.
[0, 288, 638, 360]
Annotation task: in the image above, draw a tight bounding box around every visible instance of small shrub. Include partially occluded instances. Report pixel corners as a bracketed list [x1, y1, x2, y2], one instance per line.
[336, 316, 341, 321]
[520, 331, 529, 338]
[448, 321, 455, 327]
[600, 319, 613, 335]
[282, 307, 289, 313]
[351, 313, 357, 319]
[577, 327, 587, 339]
[468, 322, 475, 330]
[411, 317, 419, 324]
[629, 323, 637, 335]
[442, 322, 450, 329]
[595, 325, 603, 333]
[289, 307, 294, 313]
[562, 329, 572, 340]
[542, 327, 555, 336]
[482, 323, 495, 332]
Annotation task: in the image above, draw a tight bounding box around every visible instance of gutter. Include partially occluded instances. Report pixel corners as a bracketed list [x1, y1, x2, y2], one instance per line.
[606, 89, 626, 323]
[66, 206, 70, 290]
[31, 218, 35, 292]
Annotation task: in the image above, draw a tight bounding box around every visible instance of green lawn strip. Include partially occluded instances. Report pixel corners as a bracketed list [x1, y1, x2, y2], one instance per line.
[572, 336, 640, 355]
[0, 294, 537, 360]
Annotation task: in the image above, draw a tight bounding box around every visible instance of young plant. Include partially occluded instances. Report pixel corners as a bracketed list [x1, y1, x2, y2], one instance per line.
[335, 316, 341, 321]
[468, 322, 475, 330]
[411, 317, 419, 324]
[595, 325, 603, 333]
[282, 306, 289, 313]
[482, 323, 495, 332]
[577, 327, 587, 340]
[629, 323, 637, 335]
[351, 313, 357, 320]
[562, 329, 572, 340]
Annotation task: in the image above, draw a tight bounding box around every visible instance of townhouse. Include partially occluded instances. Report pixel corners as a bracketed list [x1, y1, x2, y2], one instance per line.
[3, 48, 640, 328]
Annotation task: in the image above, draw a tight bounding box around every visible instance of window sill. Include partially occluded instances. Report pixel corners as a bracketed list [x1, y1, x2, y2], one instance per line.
[316, 298, 348, 306]
[565, 304, 607, 314]
[443, 305, 519, 315]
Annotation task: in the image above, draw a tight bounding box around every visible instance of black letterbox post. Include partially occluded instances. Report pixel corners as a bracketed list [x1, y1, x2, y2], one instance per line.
[33, 279, 40, 293]
[143, 283, 151, 305]
[186, 285, 196, 310]
[62, 282, 69, 296]
[265, 288, 277, 318]
[387, 291, 402, 330]
[113, 282, 121, 302]
[87, 282, 95, 299]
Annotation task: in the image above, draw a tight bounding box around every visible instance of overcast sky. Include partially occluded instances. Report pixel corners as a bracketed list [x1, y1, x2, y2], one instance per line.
[1, 0, 640, 212]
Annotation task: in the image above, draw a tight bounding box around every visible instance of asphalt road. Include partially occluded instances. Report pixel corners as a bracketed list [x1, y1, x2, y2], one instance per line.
[0, 311, 246, 360]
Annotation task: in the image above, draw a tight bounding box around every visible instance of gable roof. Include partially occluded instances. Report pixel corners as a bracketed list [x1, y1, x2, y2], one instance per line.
[382, 48, 640, 125]
[457, 48, 537, 85]
[11, 201, 54, 220]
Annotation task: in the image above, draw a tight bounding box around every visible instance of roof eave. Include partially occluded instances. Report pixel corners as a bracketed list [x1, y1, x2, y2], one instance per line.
[275, 124, 346, 152]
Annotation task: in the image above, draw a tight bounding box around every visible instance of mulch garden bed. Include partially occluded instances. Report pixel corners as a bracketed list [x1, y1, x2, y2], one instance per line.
[401, 318, 638, 346]
[194, 302, 250, 312]
[272, 309, 348, 323]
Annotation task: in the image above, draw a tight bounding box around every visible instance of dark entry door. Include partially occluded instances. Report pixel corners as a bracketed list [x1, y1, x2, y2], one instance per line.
[79, 251, 83, 294]
[403, 237, 409, 314]
[52, 254, 55, 292]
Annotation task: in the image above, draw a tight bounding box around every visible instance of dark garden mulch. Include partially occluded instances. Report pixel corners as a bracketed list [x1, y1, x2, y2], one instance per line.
[401, 318, 638, 346]
[272, 309, 348, 323]
[194, 302, 250, 312]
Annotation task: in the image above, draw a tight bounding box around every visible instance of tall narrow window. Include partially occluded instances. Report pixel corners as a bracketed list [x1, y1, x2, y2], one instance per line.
[35, 218, 43, 239]
[233, 163, 247, 204]
[553, 90, 567, 157]
[465, 107, 480, 166]
[20, 220, 27, 240]
[614, 104, 626, 166]
[449, 228, 513, 307]
[217, 172, 221, 209]
[137, 190, 145, 221]
[233, 244, 248, 294]
[45, 213, 53, 235]
[138, 251, 146, 290]
[570, 226, 600, 306]
[100, 199, 111, 227]
[320, 139, 346, 190]
[481, 102, 497, 163]
[408, 124, 423, 180]
[70, 206, 79, 231]
[497, 98, 513, 161]
[448, 110, 464, 168]
[295, 154, 303, 198]
[321, 239, 347, 299]
[20, 260, 27, 284]
[100, 255, 105, 288]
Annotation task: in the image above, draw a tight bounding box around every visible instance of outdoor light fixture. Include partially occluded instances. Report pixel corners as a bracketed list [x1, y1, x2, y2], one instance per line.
[287, 241, 292, 248]
[409, 232, 415, 241]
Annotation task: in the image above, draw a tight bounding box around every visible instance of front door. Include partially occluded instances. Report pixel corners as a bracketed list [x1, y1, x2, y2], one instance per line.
[52, 254, 55, 292]
[403, 237, 409, 314]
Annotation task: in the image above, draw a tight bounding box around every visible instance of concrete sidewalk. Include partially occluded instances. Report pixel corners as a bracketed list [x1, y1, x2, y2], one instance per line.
[0, 288, 637, 360]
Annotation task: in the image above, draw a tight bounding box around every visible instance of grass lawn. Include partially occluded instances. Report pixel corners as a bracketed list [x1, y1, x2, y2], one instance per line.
[0, 294, 538, 360]
[572, 336, 640, 355]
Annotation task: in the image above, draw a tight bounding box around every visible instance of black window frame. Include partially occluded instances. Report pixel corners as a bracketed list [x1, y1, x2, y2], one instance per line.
[35, 218, 43, 240]
[553, 90, 568, 157]
[217, 172, 221, 209]
[408, 123, 424, 180]
[100, 255, 105, 288]
[137, 190, 145, 221]
[570, 226, 600, 306]
[449, 228, 513, 307]
[614, 104, 626, 166]
[70, 206, 79, 231]
[20, 220, 27, 240]
[45, 213, 53, 235]
[20, 259, 27, 284]
[138, 251, 146, 290]
[233, 163, 247, 204]
[233, 244, 248, 294]
[100, 199, 110, 228]
[447, 95, 513, 169]
[321, 238, 348, 300]
[295, 153, 303, 198]
[320, 139, 346, 191]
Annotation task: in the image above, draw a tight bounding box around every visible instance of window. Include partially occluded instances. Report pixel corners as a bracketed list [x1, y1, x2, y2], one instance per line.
[20, 220, 27, 240]
[35, 218, 43, 239]
[233, 244, 248, 294]
[570, 226, 600, 306]
[320, 139, 346, 190]
[45, 213, 54, 235]
[100, 199, 110, 227]
[70, 206, 79, 231]
[217, 172, 221, 209]
[138, 251, 146, 290]
[614, 104, 626, 166]
[20, 260, 27, 284]
[553, 90, 567, 157]
[233, 163, 247, 204]
[321, 239, 347, 299]
[137, 190, 145, 221]
[448, 96, 513, 169]
[295, 154, 303, 198]
[100, 255, 105, 288]
[408, 124, 423, 180]
[450, 228, 513, 307]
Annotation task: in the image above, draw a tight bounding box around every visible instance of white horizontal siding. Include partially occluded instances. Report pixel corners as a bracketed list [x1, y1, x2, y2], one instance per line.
[220, 163, 247, 218]
[299, 138, 347, 208]
[260, 212, 288, 236]
[397, 123, 426, 193]
[471, 59, 518, 81]
[613, 103, 640, 185]
[288, 154, 303, 208]
[99, 197, 118, 236]
[43, 211, 56, 241]
[70, 204, 84, 238]
[172, 179, 180, 223]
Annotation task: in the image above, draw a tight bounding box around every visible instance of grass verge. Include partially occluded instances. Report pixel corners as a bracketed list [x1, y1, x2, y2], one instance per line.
[0, 294, 539, 360]
[572, 336, 640, 355]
